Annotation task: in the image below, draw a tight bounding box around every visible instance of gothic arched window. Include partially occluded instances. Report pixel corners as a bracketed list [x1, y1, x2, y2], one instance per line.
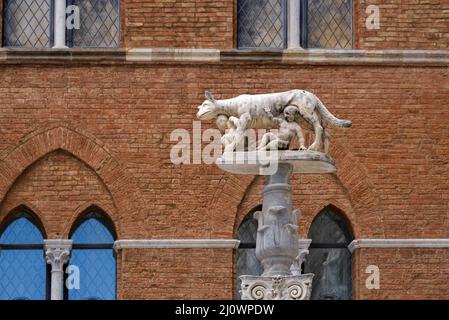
[305, 208, 353, 300]
[0, 212, 47, 300]
[68, 212, 116, 300]
[235, 209, 263, 299]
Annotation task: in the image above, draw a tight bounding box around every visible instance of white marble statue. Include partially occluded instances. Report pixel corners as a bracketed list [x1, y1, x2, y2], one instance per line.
[197, 90, 352, 153]
[257, 106, 306, 151]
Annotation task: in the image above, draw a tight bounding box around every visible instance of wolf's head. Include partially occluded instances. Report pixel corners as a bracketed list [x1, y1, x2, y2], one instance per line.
[197, 91, 220, 120]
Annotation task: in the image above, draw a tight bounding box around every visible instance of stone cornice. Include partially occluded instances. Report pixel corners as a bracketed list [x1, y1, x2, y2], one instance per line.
[113, 239, 241, 251]
[349, 239, 449, 253]
[0, 48, 447, 66]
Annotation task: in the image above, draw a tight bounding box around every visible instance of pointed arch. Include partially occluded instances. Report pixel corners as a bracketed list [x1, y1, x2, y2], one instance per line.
[0, 204, 47, 239]
[68, 204, 117, 241]
[0, 125, 145, 238]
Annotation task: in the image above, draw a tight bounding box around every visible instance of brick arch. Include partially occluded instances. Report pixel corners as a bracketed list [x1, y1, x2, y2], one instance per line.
[0, 126, 145, 238]
[219, 141, 383, 239]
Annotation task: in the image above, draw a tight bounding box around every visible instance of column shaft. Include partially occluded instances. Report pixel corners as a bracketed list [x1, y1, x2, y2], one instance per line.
[53, 0, 67, 48]
[288, 0, 301, 49]
[44, 239, 72, 300]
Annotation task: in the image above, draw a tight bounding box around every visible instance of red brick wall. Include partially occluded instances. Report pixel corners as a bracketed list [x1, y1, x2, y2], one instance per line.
[117, 248, 234, 299]
[121, 0, 449, 50]
[357, 0, 449, 50]
[354, 248, 449, 299]
[123, 0, 234, 48]
[0, 62, 448, 298]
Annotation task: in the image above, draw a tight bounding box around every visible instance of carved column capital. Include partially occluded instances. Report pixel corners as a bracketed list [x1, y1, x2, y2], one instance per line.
[44, 239, 72, 272]
[240, 274, 314, 300]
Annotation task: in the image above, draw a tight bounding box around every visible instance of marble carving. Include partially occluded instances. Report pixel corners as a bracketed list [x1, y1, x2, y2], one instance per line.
[197, 90, 352, 153]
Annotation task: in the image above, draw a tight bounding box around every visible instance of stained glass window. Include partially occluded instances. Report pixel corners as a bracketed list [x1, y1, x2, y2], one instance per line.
[68, 212, 116, 300]
[3, 0, 120, 48]
[301, 0, 353, 49]
[66, 0, 120, 48]
[0, 213, 47, 300]
[235, 211, 263, 299]
[237, 0, 287, 49]
[2, 0, 52, 48]
[304, 209, 353, 300]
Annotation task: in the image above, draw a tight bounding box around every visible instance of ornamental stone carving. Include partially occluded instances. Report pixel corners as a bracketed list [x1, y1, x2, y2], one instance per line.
[197, 90, 351, 153]
[196, 90, 351, 301]
[240, 274, 313, 300]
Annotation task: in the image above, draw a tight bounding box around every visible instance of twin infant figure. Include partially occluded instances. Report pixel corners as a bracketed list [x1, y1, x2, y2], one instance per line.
[216, 106, 306, 153]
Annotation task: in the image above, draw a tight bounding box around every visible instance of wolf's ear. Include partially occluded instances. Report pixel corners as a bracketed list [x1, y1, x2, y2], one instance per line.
[205, 91, 215, 102]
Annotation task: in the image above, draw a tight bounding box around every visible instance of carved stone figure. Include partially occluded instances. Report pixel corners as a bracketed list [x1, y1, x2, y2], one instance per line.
[196, 90, 351, 301]
[197, 90, 352, 152]
[216, 114, 245, 153]
[257, 106, 306, 151]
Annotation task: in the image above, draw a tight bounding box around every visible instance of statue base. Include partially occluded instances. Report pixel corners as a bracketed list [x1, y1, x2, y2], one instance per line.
[216, 150, 336, 175]
[240, 274, 314, 300]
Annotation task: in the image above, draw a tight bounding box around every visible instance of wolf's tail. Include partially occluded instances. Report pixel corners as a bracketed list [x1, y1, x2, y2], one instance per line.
[315, 96, 352, 127]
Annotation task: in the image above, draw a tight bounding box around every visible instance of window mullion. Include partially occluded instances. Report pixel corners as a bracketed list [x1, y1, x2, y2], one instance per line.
[287, 0, 301, 49]
[53, 0, 67, 48]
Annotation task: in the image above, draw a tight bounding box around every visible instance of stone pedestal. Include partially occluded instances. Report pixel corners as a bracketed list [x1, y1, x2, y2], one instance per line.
[217, 150, 336, 300]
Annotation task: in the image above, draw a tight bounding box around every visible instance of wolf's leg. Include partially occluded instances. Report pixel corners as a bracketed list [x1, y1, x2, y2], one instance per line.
[306, 114, 323, 152]
[323, 129, 330, 153]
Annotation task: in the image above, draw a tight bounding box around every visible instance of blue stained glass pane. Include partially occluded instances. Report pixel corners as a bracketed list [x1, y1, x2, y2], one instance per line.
[71, 218, 114, 244]
[0, 215, 46, 300]
[0, 250, 46, 300]
[69, 216, 116, 300]
[0, 217, 44, 245]
[68, 249, 116, 300]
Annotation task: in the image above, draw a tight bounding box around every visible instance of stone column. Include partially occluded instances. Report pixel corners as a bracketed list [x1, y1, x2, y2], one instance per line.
[53, 0, 67, 48]
[255, 163, 298, 276]
[44, 239, 72, 300]
[287, 0, 301, 49]
[240, 163, 313, 300]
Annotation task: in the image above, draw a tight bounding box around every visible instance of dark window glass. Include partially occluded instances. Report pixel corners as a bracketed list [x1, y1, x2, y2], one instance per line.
[237, 0, 287, 49]
[301, 0, 353, 49]
[0, 213, 47, 300]
[3, 0, 120, 48]
[68, 213, 116, 300]
[67, 0, 120, 48]
[235, 213, 263, 299]
[305, 209, 353, 300]
[2, 0, 52, 48]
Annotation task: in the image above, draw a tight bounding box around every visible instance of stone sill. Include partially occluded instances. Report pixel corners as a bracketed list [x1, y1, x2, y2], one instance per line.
[0, 48, 127, 64]
[0, 48, 448, 66]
